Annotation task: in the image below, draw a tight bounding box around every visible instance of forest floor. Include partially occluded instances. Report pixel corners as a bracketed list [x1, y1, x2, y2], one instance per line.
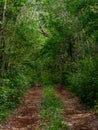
[0, 85, 98, 130]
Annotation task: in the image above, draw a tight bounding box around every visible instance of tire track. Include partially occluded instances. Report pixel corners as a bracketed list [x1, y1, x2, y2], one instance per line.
[1, 87, 42, 130]
[55, 85, 98, 130]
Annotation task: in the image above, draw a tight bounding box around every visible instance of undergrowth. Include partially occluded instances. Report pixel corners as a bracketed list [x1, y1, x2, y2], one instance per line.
[39, 86, 67, 130]
[0, 86, 25, 124]
[66, 57, 98, 107]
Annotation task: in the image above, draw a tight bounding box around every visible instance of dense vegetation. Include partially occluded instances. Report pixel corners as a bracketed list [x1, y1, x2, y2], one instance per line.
[0, 0, 98, 122]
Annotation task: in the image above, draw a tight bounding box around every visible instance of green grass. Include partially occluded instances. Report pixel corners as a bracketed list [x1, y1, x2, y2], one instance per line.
[0, 105, 12, 124]
[40, 86, 67, 130]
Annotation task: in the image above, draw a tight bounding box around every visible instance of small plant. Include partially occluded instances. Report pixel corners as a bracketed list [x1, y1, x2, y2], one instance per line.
[94, 103, 98, 116]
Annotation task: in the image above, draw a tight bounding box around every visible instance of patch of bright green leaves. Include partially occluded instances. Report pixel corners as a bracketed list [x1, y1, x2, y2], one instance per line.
[0, 86, 24, 124]
[40, 86, 67, 130]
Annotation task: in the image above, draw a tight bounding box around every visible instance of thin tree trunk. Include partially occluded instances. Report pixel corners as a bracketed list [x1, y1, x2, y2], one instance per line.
[0, 0, 7, 84]
[68, 38, 73, 61]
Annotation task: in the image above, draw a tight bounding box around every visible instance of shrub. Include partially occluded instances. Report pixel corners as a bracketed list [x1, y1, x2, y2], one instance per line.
[67, 57, 98, 107]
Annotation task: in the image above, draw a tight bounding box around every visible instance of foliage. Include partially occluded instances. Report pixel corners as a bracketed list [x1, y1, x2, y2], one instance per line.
[36, 0, 98, 108]
[0, 0, 42, 122]
[67, 57, 98, 107]
[0, 0, 98, 123]
[0, 86, 23, 123]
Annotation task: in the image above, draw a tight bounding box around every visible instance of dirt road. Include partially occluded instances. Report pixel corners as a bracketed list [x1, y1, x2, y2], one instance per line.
[1, 85, 98, 130]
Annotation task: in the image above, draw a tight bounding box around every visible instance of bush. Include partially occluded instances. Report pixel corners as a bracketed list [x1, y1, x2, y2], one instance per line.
[0, 64, 35, 123]
[0, 86, 23, 109]
[67, 57, 98, 107]
[0, 86, 24, 123]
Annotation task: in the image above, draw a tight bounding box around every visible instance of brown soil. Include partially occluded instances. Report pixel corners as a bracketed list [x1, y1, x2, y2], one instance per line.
[1, 85, 98, 130]
[0, 87, 42, 130]
[55, 85, 98, 130]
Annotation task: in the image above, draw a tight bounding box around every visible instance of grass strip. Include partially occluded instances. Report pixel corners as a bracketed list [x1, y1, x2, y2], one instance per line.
[39, 85, 67, 130]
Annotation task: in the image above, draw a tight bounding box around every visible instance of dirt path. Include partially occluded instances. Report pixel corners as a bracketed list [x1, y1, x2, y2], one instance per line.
[1, 85, 98, 130]
[1, 87, 42, 130]
[55, 85, 98, 130]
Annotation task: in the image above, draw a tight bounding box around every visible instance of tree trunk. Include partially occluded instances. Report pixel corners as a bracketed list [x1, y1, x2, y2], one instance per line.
[68, 38, 73, 61]
[0, 0, 7, 83]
